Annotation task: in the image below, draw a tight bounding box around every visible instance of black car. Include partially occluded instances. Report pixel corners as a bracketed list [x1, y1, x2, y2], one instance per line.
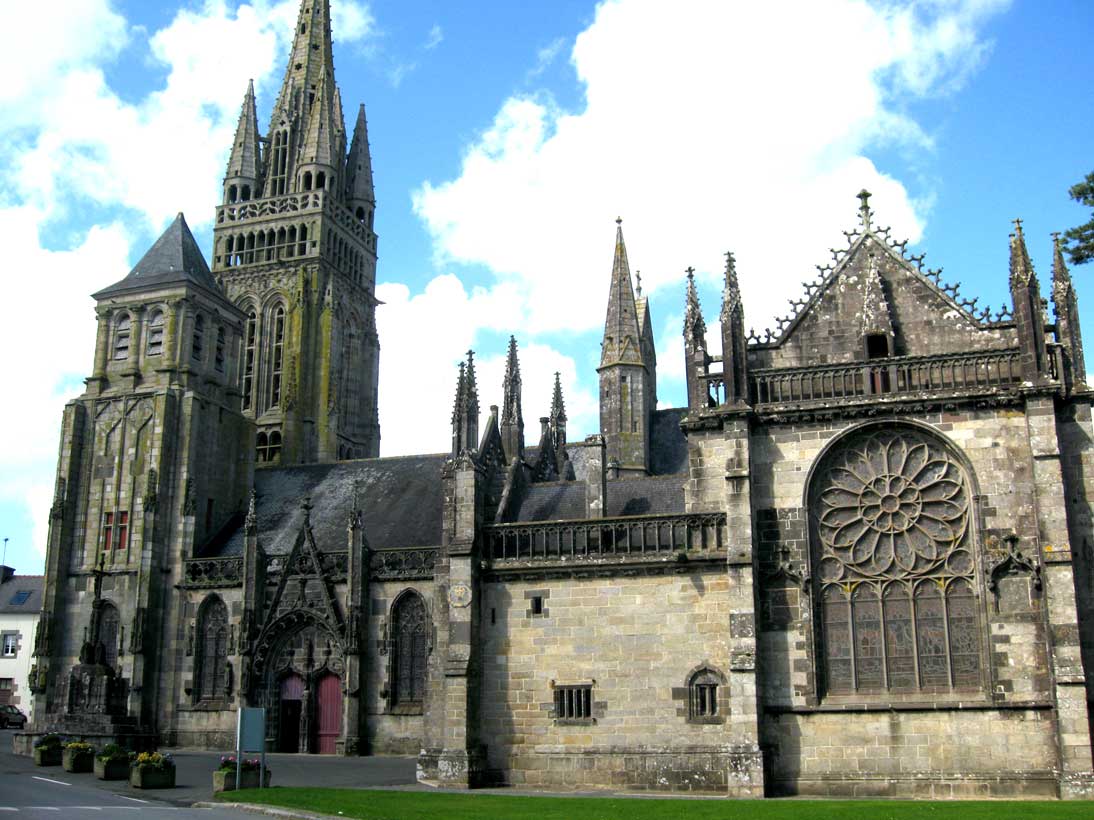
[0, 704, 27, 729]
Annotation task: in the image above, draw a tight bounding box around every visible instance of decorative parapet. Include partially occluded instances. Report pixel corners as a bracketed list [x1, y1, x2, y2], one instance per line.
[266, 550, 348, 581]
[701, 348, 1033, 409]
[181, 557, 244, 588]
[485, 512, 727, 564]
[369, 548, 438, 581]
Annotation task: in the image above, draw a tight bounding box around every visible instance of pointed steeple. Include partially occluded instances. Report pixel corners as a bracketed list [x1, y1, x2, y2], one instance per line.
[223, 80, 262, 203]
[549, 372, 570, 477]
[1053, 232, 1086, 386]
[719, 251, 749, 405]
[298, 72, 338, 174]
[1008, 219, 1049, 381]
[451, 351, 480, 456]
[683, 267, 710, 410]
[500, 336, 524, 463]
[94, 213, 219, 299]
[270, 0, 336, 133]
[600, 218, 644, 368]
[345, 104, 375, 214]
[550, 372, 567, 429]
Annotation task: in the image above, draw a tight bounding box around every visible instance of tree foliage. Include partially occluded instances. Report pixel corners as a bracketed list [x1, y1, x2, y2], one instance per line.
[1064, 171, 1094, 266]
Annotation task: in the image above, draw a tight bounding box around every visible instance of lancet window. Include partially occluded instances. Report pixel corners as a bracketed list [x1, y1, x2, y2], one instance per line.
[268, 306, 285, 407]
[196, 595, 229, 701]
[242, 310, 257, 410]
[146, 310, 164, 356]
[390, 592, 428, 713]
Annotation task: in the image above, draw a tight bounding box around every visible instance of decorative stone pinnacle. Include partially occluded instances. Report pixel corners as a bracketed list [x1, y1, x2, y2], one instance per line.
[1012, 217, 1024, 235]
[635, 270, 642, 297]
[1051, 231, 1061, 246]
[616, 216, 622, 226]
[686, 266, 695, 281]
[301, 496, 313, 517]
[857, 189, 873, 230]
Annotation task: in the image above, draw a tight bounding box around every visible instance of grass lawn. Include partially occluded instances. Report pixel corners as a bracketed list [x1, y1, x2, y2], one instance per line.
[221, 788, 1093, 820]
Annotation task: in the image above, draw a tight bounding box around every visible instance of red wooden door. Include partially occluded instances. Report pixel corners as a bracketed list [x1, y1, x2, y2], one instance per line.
[315, 673, 342, 755]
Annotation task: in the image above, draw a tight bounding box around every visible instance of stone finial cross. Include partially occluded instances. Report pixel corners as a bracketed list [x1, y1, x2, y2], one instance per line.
[857, 189, 873, 230]
[635, 270, 642, 297]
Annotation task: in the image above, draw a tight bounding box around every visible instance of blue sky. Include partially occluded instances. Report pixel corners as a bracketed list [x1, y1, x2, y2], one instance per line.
[0, 0, 1092, 577]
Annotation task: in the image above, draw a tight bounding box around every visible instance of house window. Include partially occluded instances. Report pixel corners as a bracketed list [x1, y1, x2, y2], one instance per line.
[102, 512, 114, 550]
[554, 684, 593, 721]
[1, 634, 17, 658]
[0, 679, 12, 704]
[8, 591, 31, 606]
[116, 511, 129, 551]
[146, 310, 165, 356]
[812, 427, 982, 697]
[113, 314, 131, 360]
[391, 591, 429, 713]
[531, 596, 544, 615]
[192, 314, 205, 362]
[689, 669, 721, 719]
[242, 310, 257, 410]
[196, 595, 229, 701]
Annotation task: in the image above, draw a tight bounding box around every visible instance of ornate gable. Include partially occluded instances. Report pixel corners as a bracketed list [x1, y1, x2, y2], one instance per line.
[748, 191, 1017, 370]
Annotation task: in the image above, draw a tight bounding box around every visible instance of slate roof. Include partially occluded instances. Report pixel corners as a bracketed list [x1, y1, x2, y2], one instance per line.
[0, 575, 44, 615]
[513, 474, 686, 522]
[649, 408, 688, 475]
[93, 213, 221, 299]
[216, 454, 448, 556]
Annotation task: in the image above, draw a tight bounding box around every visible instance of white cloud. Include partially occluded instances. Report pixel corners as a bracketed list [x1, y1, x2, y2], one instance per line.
[424, 24, 444, 51]
[375, 275, 597, 456]
[0, 0, 376, 554]
[413, 0, 1009, 338]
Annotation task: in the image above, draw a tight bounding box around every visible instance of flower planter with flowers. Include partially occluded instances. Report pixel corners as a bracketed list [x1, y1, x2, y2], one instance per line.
[95, 744, 134, 780]
[33, 734, 63, 767]
[129, 752, 175, 789]
[62, 741, 95, 773]
[213, 756, 272, 793]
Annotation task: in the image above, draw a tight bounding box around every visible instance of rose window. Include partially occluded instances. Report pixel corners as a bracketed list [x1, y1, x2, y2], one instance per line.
[815, 430, 969, 581]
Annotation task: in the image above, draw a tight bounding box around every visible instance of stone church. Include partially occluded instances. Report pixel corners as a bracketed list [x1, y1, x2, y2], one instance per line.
[20, 0, 1094, 799]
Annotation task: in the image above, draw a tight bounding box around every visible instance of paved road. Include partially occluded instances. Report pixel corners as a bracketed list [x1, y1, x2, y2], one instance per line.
[1, 729, 418, 817]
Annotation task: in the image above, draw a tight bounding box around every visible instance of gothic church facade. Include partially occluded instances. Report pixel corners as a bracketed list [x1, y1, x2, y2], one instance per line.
[22, 0, 1094, 799]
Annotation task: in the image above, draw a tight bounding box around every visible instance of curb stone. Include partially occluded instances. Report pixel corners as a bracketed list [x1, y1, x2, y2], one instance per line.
[194, 802, 347, 820]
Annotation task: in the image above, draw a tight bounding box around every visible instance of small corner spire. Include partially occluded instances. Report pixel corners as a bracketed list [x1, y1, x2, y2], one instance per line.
[551, 372, 567, 424]
[720, 251, 742, 322]
[245, 488, 258, 533]
[684, 266, 706, 343]
[857, 189, 873, 231]
[1009, 217, 1035, 288]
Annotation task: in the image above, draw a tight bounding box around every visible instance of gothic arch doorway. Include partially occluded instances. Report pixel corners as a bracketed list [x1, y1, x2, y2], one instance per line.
[315, 673, 342, 754]
[277, 673, 305, 753]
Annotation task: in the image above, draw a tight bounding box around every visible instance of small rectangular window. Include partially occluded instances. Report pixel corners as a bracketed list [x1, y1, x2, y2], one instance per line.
[1, 635, 16, 657]
[116, 511, 129, 550]
[102, 512, 114, 551]
[555, 684, 593, 721]
[531, 596, 543, 616]
[8, 591, 31, 606]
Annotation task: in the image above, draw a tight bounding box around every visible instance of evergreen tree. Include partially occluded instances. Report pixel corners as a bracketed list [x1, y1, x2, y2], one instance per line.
[1064, 171, 1094, 266]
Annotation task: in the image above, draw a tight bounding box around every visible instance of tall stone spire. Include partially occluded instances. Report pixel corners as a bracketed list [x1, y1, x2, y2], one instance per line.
[270, 0, 336, 130]
[550, 372, 567, 434]
[720, 251, 749, 405]
[223, 80, 262, 203]
[683, 267, 709, 410]
[500, 336, 524, 464]
[1053, 232, 1086, 386]
[1009, 219, 1049, 381]
[345, 104, 375, 223]
[600, 218, 643, 368]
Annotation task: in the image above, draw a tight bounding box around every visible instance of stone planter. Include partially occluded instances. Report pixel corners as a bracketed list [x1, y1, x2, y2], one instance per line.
[95, 757, 131, 780]
[130, 765, 176, 789]
[212, 768, 271, 793]
[33, 747, 62, 767]
[63, 749, 94, 773]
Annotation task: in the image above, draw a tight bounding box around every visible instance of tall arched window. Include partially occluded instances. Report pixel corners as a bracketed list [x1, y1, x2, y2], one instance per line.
[811, 426, 982, 696]
[256, 431, 269, 462]
[268, 430, 282, 463]
[196, 596, 229, 701]
[269, 306, 285, 407]
[113, 314, 132, 360]
[242, 310, 257, 410]
[98, 602, 120, 669]
[390, 591, 428, 713]
[192, 314, 205, 362]
[146, 310, 164, 356]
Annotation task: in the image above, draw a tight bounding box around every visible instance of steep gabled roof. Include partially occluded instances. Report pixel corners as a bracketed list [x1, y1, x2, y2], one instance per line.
[93, 213, 220, 300]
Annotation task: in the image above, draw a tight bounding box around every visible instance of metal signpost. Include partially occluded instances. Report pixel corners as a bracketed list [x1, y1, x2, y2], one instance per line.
[236, 707, 267, 791]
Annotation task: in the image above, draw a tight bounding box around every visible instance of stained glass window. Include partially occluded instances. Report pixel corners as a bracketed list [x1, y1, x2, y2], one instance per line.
[197, 596, 229, 701]
[813, 428, 983, 696]
[392, 592, 428, 711]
